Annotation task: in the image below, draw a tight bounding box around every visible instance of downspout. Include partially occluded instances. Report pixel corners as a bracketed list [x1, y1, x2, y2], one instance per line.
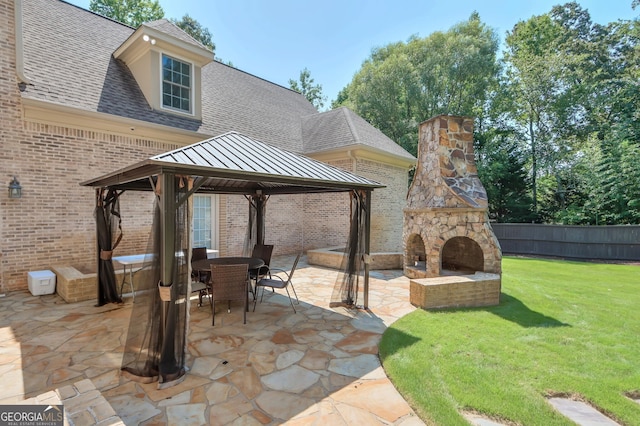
[14, 0, 32, 85]
[347, 150, 357, 173]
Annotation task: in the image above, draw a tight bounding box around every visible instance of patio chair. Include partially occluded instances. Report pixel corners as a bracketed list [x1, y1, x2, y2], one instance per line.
[209, 263, 249, 325]
[190, 280, 211, 308]
[253, 253, 301, 313]
[249, 244, 274, 298]
[192, 246, 208, 259]
[191, 247, 210, 306]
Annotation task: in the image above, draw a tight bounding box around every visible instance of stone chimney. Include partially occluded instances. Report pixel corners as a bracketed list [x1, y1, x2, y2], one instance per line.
[403, 115, 501, 279]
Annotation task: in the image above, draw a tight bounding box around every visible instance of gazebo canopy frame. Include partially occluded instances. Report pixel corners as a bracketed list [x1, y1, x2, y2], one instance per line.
[81, 132, 381, 388]
[81, 132, 382, 284]
[82, 132, 380, 260]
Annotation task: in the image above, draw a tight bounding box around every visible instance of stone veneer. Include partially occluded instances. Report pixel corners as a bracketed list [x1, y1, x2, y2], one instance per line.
[403, 115, 501, 279]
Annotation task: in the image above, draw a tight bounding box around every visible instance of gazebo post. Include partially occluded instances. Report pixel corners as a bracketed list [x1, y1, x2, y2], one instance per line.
[95, 188, 102, 306]
[159, 173, 176, 297]
[255, 191, 265, 246]
[364, 190, 371, 310]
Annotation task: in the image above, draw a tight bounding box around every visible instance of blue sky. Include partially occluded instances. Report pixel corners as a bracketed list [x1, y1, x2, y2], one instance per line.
[68, 0, 635, 106]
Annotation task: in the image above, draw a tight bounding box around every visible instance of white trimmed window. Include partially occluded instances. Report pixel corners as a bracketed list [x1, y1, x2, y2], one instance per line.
[162, 54, 192, 113]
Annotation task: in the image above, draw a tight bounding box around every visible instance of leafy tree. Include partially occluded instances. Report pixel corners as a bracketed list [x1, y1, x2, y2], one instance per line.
[89, 0, 164, 27]
[498, 2, 639, 224]
[171, 14, 215, 53]
[343, 41, 419, 152]
[501, 13, 572, 215]
[336, 13, 499, 156]
[475, 130, 535, 222]
[289, 68, 327, 111]
[595, 137, 640, 224]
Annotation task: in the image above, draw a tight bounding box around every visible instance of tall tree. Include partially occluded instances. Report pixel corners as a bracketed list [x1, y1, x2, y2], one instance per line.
[335, 13, 499, 156]
[89, 0, 164, 27]
[171, 14, 215, 53]
[289, 68, 327, 110]
[501, 11, 582, 215]
[499, 2, 640, 224]
[344, 41, 418, 152]
[475, 130, 534, 222]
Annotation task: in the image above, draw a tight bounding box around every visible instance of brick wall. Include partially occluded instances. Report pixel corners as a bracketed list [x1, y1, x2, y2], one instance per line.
[356, 159, 407, 253]
[1, 121, 176, 291]
[0, 2, 175, 291]
[0, 0, 410, 292]
[2, 121, 407, 294]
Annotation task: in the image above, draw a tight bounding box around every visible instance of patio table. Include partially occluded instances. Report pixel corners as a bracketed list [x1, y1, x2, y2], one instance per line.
[192, 257, 265, 312]
[192, 256, 264, 273]
[113, 254, 152, 300]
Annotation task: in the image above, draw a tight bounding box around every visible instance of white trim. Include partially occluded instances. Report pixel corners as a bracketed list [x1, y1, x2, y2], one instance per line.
[115, 26, 213, 66]
[21, 98, 210, 145]
[309, 145, 416, 169]
[193, 194, 219, 250]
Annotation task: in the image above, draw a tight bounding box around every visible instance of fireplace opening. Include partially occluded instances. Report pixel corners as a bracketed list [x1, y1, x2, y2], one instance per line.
[441, 236, 484, 275]
[406, 233, 426, 272]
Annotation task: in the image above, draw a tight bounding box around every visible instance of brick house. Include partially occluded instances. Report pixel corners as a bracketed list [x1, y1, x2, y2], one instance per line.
[0, 0, 415, 293]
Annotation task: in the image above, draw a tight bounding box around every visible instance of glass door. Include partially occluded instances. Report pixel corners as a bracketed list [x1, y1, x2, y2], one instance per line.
[193, 194, 219, 250]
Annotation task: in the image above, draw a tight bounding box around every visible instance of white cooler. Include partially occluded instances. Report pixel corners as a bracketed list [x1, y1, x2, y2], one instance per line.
[27, 270, 56, 296]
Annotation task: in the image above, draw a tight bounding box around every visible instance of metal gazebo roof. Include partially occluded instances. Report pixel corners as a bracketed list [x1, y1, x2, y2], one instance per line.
[81, 132, 384, 194]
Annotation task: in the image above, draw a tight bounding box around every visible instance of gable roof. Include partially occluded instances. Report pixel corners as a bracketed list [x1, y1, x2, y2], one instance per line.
[143, 19, 209, 50]
[19, 0, 415, 165]
[303, 107, 414, 161]
[81, 131, 384, 194]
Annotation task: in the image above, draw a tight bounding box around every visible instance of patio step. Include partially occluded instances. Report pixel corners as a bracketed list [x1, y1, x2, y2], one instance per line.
[548, 398, 621, 426]
[465, 398, 623, 426]
[22, 379, 124, 426]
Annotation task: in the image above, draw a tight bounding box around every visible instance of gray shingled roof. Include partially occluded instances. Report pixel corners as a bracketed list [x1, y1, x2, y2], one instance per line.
[21, 0, 415, 163]
[303, 107, 415, 160]
[81, 132, 384, 194]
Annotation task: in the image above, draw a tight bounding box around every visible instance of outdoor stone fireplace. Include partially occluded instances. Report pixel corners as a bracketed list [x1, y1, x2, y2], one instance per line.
[403, 115, 501, 309]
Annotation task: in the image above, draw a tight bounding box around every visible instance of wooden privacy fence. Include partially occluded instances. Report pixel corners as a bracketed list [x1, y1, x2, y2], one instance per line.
[491, 224, 640, 261]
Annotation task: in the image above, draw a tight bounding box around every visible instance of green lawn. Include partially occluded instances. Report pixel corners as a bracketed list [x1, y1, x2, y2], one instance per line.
[379, 257, 640, 425]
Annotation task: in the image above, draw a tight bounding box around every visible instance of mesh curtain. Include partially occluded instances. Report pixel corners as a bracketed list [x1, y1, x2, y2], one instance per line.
[330, 190, 367, 308]
[95, 188, 123, 306]
[121, 176, 191, 389]
[243, 194, 268, 256]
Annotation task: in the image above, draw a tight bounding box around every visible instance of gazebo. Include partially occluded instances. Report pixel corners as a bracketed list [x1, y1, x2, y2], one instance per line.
[81, 131, 384, 388]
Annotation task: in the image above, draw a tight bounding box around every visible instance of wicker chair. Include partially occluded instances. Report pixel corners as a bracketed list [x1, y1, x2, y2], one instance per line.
[253, 253, 301, 313]
[209, 263, 249, 325]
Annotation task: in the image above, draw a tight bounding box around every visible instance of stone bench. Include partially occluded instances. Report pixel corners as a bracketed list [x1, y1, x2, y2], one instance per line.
[410, 272, 501, 309]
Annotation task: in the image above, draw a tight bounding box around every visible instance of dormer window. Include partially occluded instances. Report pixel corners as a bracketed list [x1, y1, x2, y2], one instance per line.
[114, 21, 213, 120]
[162, 54, 192, 114]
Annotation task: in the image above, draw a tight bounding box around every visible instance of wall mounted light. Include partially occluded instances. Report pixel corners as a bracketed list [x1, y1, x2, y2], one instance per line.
[8, 176, 22, 199]
[142, 34, 156, 45]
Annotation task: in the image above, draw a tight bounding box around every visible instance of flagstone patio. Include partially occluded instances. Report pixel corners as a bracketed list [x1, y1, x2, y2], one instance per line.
[0, 255, 425, 425]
